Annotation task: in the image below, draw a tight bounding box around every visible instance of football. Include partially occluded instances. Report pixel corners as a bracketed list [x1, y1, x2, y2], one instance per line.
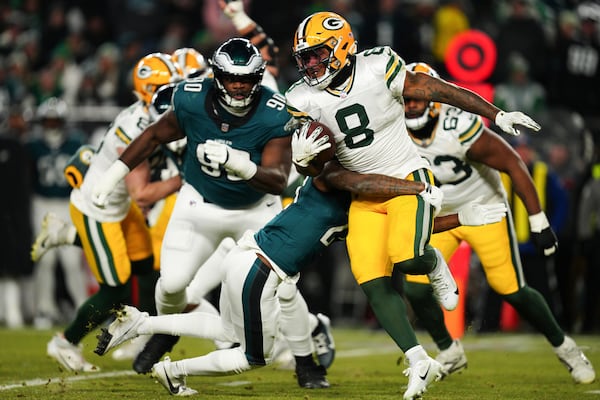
[308, 121, 337, 167]
[294, 120, 337, 176]
[296, 121, 336, 176]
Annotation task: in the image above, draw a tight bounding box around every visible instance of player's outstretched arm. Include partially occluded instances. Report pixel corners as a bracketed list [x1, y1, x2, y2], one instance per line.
[316, 161, 506, 233]
[92, 111, 184, 208]
[219, 0, 279, 78]
[403, 70, 540, 136]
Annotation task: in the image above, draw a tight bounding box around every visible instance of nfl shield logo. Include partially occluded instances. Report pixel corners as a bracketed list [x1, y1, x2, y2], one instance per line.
[221, 123, 230, 132]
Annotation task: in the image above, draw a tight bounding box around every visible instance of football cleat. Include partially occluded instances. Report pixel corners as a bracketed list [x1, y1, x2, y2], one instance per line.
[133, 333, 180, 374]
[47, 333, 100, 372]
[402, 357, 442, 400]
[31, 212, 76, 262]
[312, 313, 335, 369]
[427, 248, 459, 311]
[435, 340, 467, 378]
[295, 363, 330, 389]
[151, 356, 198, 396]
[554, 336, 596, 384]
[94, 305, 148, 356]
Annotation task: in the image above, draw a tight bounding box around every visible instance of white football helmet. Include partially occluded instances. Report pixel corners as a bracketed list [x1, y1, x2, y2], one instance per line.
[209, 38, 265, 110]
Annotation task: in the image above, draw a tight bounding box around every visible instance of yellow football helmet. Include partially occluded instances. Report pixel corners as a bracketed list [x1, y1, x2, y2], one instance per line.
[132, 53, 182, 104]
[172, 47, 210, 79]
[405, 62, 442, 130]
[292, 11, 357, 90]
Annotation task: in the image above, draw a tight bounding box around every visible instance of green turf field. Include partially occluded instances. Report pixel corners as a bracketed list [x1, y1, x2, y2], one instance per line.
[0, 327, 598, 399]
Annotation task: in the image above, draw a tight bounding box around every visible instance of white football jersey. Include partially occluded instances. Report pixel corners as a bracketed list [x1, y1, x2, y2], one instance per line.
[286, 46, 428, 178]
[71, 101, 153, 221]
[410, 104, 506, 216]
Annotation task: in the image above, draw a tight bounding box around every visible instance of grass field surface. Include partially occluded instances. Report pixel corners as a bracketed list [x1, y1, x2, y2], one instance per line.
[1, 327, 598, 399]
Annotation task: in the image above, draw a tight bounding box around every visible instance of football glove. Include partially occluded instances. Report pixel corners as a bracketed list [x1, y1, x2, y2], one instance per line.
[291, 123, 332, 168]
[529, 211, 558, 256]
[222, 0, 253, 30]
[494, 111, 541, 136]
[418, 183, 443, 217]
[92, 160, 130, 208]
[203, 140, 257, 180]
[458, 198, 508, 226]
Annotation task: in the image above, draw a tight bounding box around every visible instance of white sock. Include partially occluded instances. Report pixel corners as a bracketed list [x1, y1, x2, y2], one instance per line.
[172, 347, 252, 377]
[405, 345, 428, 366]
[139, 312, 226, 340]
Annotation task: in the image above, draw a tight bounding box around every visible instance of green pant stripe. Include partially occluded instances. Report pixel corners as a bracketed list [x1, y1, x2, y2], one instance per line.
[84, 216, 119, 286]
[410, 169, 434, 256]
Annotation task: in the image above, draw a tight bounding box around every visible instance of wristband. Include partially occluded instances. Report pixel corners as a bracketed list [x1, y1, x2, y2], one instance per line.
[529, 211, 549, 233]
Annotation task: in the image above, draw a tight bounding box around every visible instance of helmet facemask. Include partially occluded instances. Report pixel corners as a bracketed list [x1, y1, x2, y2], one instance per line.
[294, 39, 342, 90]
[210, 38, 265, 111]
[405, 101, 441, 130]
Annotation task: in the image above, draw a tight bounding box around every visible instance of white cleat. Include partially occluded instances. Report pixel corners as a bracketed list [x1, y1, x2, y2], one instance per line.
[427, 249, 459, 311]
[403, 356, 442, 400]
[47, 333, 100, 372]
[95, 305, 148, 356]
[435, 340, 467, 378]
[554, 336, 596, 384]
[31, 212, 75, 262]
[151, 356, 198, 396]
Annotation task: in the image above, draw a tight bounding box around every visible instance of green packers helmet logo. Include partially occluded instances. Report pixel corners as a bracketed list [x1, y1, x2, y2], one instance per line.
[137, 65, 153, 79]
[322, 17, 344, 30]
[79, 148, 94, 165]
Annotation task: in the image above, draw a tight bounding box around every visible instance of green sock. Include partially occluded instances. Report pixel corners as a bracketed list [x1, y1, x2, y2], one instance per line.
[394, 245, 437, 275]
[404, 280, 453, 350]
[360, 277, 418, 352]
[132, 256, 159, 316]
[503, 286, 564, 347]
[64, 283, 131, 344]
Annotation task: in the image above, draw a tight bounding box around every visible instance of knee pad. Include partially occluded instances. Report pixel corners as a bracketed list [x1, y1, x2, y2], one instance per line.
[155, 277, 187, 314]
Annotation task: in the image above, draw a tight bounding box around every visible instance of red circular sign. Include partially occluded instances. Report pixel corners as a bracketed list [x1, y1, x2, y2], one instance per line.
[445, 30, 496, 83]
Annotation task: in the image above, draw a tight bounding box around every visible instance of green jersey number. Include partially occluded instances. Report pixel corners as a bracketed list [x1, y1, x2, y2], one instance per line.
[335, 104, 374, 149]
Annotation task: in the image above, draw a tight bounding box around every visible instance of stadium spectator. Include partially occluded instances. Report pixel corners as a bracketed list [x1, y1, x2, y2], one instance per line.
[25, 97, 90, 329]
[0, 103, 33, 328]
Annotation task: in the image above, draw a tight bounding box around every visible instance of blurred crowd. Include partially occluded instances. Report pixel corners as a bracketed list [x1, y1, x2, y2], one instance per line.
[0, 0, 599, 334]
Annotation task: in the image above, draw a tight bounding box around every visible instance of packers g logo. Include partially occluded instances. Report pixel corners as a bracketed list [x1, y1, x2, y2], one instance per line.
[64, 145, 95, 188]
[322, 17, 344, 30]
[137, 64, 153, 79]
[79, 147, 94, 165]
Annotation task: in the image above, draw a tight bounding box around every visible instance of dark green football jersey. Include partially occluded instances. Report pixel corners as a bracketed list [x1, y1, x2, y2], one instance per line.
[254, 177, 350, 276]
[172, 78, 291, 209]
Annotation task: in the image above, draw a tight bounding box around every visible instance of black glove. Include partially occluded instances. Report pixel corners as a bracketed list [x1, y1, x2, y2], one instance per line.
[531, 227, 558, 256]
